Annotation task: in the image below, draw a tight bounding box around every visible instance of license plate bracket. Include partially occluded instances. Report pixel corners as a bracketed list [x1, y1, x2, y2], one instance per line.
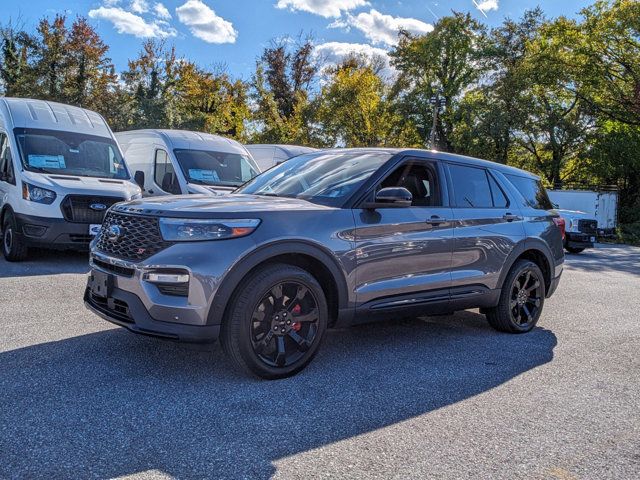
[88, 270, 112, 298]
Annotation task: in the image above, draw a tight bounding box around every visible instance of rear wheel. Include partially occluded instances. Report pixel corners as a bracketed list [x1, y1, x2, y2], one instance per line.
[486, 260, 545, 333]
[221, 264, 328, 379]
[2, 211, 28, 262]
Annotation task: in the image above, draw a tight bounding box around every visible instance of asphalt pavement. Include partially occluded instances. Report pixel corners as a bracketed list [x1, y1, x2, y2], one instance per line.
[0, 244, 638, 479]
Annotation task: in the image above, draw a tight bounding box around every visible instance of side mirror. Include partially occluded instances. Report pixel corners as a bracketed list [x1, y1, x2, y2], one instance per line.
[134, 170, 145, 189]
[364, 187, 413, 209]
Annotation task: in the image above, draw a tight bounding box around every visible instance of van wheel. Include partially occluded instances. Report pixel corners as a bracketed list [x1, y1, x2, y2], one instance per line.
[486, 260, 545, 334]
[2, 212, 28, 262]
[566, 247, 585, 254]
[221, 264, 328, 379]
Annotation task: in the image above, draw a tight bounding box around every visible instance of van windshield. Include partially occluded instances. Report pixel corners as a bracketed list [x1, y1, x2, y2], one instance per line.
[15, 128, 129, 179]
[173, 149, 260, 187]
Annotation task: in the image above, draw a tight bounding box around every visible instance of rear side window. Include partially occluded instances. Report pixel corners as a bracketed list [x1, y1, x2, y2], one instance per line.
[505, 174, 553, 210]
[448, 164, 493, 208]
[488, 173, 509, 208]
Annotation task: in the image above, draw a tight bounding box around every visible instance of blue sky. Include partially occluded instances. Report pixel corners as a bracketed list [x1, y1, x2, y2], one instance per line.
[6, 0, 594, 79]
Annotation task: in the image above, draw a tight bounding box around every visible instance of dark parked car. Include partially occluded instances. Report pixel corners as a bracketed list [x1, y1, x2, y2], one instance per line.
[85, 149, 565, 379]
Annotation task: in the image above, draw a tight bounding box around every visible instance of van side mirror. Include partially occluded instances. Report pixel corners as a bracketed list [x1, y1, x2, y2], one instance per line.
[364, 187, 413, 209]
[134, 170, 145, 189]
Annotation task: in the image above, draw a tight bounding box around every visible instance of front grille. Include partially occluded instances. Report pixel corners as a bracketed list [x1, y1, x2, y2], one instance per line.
[95, 211, 172, 262]
[578, 219, 598, 235]
[93, 258, 135, 277]
[86, 289, 133, 323]
[61, 195, 123, 223]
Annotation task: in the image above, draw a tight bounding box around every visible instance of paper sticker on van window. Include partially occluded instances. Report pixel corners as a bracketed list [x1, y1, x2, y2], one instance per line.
[28, 155, 66, 169]
[189, 169, 219, 182]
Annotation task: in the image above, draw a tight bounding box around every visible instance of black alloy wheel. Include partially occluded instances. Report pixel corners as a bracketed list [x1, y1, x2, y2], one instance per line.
[486, 259, 545, 333]
[509, 268, 543, 328]
[221, 264, 328, 379]
[250, 281, 320, 368]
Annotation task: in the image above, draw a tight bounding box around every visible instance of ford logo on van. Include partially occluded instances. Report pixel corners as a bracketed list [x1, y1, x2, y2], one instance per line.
[107, 225, 122, 242]
[90, 203, 107, 211]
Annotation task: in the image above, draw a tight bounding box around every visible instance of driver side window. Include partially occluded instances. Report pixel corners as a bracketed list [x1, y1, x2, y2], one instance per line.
[0, 133, 16, 185]
[154, 149, 178, 193]
[379, 162, 441, 207]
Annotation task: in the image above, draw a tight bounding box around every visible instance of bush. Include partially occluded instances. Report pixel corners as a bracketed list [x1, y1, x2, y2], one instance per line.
[617, 222, 640, 246]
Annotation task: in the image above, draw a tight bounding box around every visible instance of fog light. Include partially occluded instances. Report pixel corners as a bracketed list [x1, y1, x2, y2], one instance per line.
[145, 272, 190, 283]
[23, 224, 47, 237]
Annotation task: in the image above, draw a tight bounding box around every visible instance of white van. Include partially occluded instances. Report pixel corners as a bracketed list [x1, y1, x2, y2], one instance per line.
[245, 144, 317, 172]
[116, 129, 260, 196]
[0, 98, 141, 261]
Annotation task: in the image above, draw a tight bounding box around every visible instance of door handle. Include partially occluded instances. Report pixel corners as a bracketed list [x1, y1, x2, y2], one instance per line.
[427, 215, 447, 226]
[503, 213, 520, 222]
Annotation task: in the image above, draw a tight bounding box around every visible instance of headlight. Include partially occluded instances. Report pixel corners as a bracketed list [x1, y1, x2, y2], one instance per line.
[130, 192, 143, 200]
[159, 218, 260, 241]
[22, 182, 56, 204]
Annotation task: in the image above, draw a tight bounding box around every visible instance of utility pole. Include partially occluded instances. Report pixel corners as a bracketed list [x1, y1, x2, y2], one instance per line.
[429, 90, 443, 150]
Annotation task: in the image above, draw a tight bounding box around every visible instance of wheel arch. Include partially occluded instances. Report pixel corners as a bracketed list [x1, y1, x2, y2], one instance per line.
[207, 240, 350, 328]
[497, 239, 554, 296]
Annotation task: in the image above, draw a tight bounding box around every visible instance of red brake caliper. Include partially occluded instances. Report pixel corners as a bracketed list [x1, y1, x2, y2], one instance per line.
[292, 304, 302, 331]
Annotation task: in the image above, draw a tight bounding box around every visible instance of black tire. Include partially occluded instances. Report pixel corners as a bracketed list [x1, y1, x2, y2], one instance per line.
[486, 259, 545, 334]
[566, 247, 585, 254]
[220, 264, 328, 379]
[2, 211, 28, 262]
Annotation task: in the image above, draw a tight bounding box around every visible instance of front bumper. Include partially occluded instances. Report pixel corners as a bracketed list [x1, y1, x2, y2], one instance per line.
[565, 232, 595, 249]
[14, 213, 96, 249]
[84, 286, 219, 342]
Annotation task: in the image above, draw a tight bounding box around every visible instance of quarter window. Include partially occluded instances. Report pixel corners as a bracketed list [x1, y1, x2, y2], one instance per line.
[488, 173, 509, 208]
[448, 164, 493, 208]
[505, 174, 553, 210]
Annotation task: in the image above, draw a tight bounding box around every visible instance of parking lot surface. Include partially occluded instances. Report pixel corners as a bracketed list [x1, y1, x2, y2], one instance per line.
[1, 244, 639, 479]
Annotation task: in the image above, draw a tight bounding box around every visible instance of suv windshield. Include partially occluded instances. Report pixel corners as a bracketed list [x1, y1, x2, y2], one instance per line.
[236, 151, 393, 207]
[15, 128, 129, 179]
[174, 149, 260, 187]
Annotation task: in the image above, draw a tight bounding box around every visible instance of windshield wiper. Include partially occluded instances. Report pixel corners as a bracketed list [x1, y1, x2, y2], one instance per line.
[26, 166, 57, 174]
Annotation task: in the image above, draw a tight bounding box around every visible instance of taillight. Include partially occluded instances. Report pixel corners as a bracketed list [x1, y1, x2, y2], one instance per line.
[553, 217, 566, 240]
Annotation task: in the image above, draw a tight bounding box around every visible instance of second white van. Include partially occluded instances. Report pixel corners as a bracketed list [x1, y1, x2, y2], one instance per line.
[116, 130, 261, 196]
[0, 98, 141, 261]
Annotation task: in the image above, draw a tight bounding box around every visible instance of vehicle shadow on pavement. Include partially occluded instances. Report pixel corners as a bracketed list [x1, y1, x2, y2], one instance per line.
[0, 250, 90, 278]
[0, 312, 557, 479]
[564, 243, 640, 277]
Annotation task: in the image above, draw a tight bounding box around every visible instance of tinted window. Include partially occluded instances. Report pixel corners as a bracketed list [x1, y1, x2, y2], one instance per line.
[154, 149, 175, 189]
[488, 172, 509, 208]
[237, 151, 393, 207]
[449, 164, 493, 208]
[505, 174, 553, 210]
[0, 133, 15, 184]
[380, 163, 441, 207]
[14, 128, 128, 179]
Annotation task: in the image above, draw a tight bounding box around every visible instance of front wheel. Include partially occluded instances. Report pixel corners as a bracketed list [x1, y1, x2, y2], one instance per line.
[221, 264, 328, 379]
[2, 212, 28, 262]
[486, 260, 545, 333]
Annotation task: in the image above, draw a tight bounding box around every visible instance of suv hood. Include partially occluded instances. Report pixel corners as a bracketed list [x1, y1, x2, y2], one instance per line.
[113, 194, 336, 217]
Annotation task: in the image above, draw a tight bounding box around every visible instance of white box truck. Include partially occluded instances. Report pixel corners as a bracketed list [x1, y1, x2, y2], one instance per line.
[547, 189, 618, 231]
[0, 98, 142, 261]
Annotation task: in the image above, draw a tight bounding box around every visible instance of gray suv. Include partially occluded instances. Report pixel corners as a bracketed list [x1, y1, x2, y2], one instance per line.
[85, 149, 564, 379]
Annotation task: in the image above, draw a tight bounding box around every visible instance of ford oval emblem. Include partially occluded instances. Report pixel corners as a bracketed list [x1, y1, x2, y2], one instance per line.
[107, 225, 122, 242]
[90, 203, 107, 211]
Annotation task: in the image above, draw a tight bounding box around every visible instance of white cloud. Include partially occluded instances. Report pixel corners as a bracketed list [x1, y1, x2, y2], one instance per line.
[130, 0, 149, 14]
[175, 0, 237, 44]
[275, 0, 368, 19]
[88, 6, 176, 38]
[330, 9, 433, 46]
[314, 41, 396, 79]
[153, 2, 171, 19]
[474, 0, 499, 14]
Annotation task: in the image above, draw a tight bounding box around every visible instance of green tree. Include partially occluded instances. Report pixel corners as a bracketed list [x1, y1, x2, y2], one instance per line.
[0, 22, 35, 97]
[390, 12, 488, 151]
